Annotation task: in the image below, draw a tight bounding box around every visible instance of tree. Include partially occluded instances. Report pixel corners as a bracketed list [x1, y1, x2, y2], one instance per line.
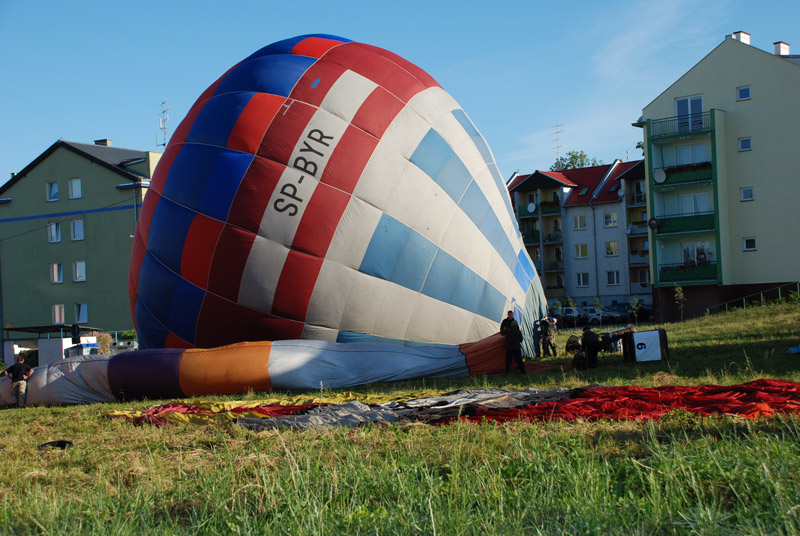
[674, 286, 686, 322]
[630, 296, 641, 326]
[550, 150, 604, 171]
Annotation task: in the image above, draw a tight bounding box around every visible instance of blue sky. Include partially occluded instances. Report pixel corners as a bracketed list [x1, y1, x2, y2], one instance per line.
[1, 0, 798, 187]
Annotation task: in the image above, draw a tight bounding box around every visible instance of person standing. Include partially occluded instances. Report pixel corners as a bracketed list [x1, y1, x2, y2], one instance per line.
[3, 356, 34, 408]
[500, 311, 526, 375]
[581, 326, 602, 369]
[540, 317, 558, 357]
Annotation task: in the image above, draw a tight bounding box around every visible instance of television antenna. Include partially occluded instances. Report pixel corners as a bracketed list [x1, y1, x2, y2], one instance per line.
[550, 124, 565, 169]
[157, 99, 170, 147]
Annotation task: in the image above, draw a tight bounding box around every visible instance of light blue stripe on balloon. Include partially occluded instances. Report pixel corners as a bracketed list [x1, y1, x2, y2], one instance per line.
[335, 331, 457, 349]
[513, 249, 535, 290]
[410, 128, 520, 283]
[360, 214, 506, 320]
[451, 109, 517, 222]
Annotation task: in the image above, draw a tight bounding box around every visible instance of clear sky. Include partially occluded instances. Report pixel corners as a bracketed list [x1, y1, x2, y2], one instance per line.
[1, 0, 798, 187]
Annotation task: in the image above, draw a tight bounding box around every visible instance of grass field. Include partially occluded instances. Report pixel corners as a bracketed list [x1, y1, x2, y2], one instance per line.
[1, 302, 799, 535]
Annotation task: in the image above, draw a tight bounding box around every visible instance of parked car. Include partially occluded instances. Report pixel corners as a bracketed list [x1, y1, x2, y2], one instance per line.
[602, 305, 630, 324]
[604, 303, 654, 323]
[580, 306, 602, 325]
[558, 307, 584, 327]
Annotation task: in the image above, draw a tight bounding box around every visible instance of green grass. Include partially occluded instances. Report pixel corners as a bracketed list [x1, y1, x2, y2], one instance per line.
[2, 303, 800, 534]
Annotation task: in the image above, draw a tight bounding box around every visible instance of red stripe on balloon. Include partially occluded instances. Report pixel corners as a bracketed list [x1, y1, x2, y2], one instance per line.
[289, 60, 348, 109]
[165, 332, 194, 349]
[227, 93, 285, 155]
[318, 125, 378, 193]
[206, 225, 256, 301]
[271, 249, 325, 320]
[290, 182, 350, 258]
[291, 36, 346, 59]
[350, 86, 405, 140]
[181, 214, 226, 289]
[256, 99, 317, 166]
[128, 231, 148, 327]
[195, 294, 304, 347]
[149, 144, 180, 195]
[226, 156, 286, 234]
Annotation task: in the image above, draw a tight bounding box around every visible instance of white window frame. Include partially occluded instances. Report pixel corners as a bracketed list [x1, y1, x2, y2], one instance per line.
[50, 263, 63, 284]
[676, 95, 703, 132]
[740, 187, 754, 202]
[604, 212, 618, 228]
[74, 303, 88, 324]
[738, 137, 752, 152]
[46, 181, 59, 202]
[607, 270, 620, 286]
[71, 219, 85, 241]
[573, 215, 587, 230]
[680, 193, 710, 215]
[676, 143, 707, 165]
[737, 86, 751, 101]
[52, 304, 65, 324]
[575, 243, 588, 259]
[47, 222, 61, 243]
[743, 237, 757, 251]
[576, 272, 590, 287]
[68, 178, 82, 199]
[73, 261, 86, 282]
[605, 241, 619, 257]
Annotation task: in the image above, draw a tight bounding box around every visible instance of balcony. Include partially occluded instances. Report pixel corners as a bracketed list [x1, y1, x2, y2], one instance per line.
[544, 260, 564, 271]
[628, 193, 646, 206]
[517, 203, 536, 218]
[543, 232, 563, 243]
[626, 223, 648, 236]
[522, 230, 540, 245]
[658, 261, 718, 283]
[653, 161, 713, 189]
[655, 212, 715, 234]
[628, 252, 650, 266]
[539, 201, 561, 215]
[650, 112, 711, 139]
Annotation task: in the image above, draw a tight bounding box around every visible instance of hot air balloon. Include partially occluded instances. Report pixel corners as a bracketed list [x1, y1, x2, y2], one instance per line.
[129, 33, 546, 351]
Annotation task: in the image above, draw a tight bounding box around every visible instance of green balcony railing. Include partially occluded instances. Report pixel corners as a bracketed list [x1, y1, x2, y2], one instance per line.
[656, 212, 715, 234]
[654, 161, 713, 188]
[545, 260, 564, 271]
[522, 230, 540, 244]
[518, 203, 536, 217]
[539, 202, 561, 215]
[543, 232, 563, 243]
[650, 112, 711, 139]
[659, 262, 718, 283]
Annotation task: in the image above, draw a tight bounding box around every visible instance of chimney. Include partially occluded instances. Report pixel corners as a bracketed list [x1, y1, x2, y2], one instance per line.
[774, 41, 791, 56]
[732, 31, 751, 45]
[94, 139, 112, 147]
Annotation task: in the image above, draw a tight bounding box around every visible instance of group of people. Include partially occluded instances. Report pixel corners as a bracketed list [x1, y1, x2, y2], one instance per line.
[500, 310, 608, 373]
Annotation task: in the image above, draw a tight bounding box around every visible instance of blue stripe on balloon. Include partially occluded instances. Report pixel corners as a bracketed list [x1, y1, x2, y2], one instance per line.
[136, 252, 180, 347]
[335, 331, 458, 350]
[185, 92, 255, 148]
[168, 278, 206, 346]
[422, 249, 506, 320]
[133, 299, 169, 350]
[451, 110, 517, 223]
[410, 128, 519, 280]
[360, 214, 505, 320]
[214, 54, 317, 97]
[247, 34, 351, 59]
[199, 151, 253, 221]
[146, 198, 195, 274]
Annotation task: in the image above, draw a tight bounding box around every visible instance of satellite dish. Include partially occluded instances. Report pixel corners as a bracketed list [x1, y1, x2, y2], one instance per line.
[527, 203, 536, 213]
[625, 226, 632, 235]
[654, 169, 666, 183]
[648, 217, 658, 230]
[617, 189, 625, 198]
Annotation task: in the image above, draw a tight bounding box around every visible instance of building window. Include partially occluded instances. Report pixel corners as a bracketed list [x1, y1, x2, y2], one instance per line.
[738, 137, 752, 151]
[680, 193, 709, 214]
[677, 143, 707, 165]
[607, 271, 620, 286]
[74, 303, 88, 324]
[737, 86, 751, 101]
[71, 219, 85, 240]
[638, 269, 650, 284]
[743, 237, 757, 251]
[682, 241, 712, 264]
[47, 222, 61, 243]
[68, 178, 82, 199]
[604, 212, 618, 227]
[52, 304, 65, 324]
[553, 219, 560, 231]
[740, 187, 754, 202]
[50, 263, 63, 284]
[73, 261, 86, 282]
[527, 193, 538, 204]
[574, 215, 587, 230]
[676, 95, 703, 131]
[46, 181, 59, 201]
[575, 243, 588, 259]
[605, 241, 619, 256]
[577, 272, 589, 287]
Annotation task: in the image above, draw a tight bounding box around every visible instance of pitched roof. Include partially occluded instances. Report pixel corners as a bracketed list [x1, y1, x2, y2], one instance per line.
[563, 160, 644, 207]
[1, 140, 152, 195]
[508, 170, 578, 192]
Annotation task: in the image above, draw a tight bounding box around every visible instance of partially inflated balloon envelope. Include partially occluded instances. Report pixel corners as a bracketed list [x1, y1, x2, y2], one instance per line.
[129, 33, 546, 351]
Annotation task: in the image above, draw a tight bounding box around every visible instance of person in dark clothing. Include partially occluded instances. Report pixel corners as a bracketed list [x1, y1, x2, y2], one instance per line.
[4, 356, 34, 408]
[500, 311, 526, 374]
[540, 317, 558, 357]
[581, 326, 603, 369]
